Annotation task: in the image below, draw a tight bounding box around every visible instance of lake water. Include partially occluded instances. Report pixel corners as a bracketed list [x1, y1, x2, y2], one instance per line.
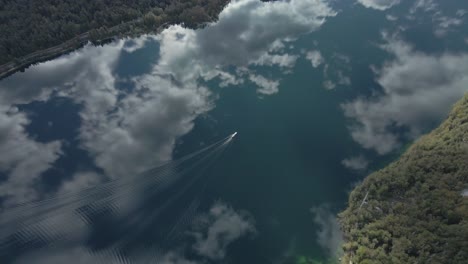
[1, 0, 467, 263]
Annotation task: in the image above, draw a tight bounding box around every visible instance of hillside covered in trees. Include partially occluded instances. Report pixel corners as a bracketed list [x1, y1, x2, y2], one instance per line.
[339, 94, 468, 263]
[0, 0, 229, 66]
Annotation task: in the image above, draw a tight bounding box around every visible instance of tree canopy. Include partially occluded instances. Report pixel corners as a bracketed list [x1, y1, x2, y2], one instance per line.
[339, 94, 468, 263]
[0, 0, 229, 65]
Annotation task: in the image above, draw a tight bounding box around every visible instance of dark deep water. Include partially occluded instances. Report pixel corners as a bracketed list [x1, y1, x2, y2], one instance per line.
[1, 0, 467, 263]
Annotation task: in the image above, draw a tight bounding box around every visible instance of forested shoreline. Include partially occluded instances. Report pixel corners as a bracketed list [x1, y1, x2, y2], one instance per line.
[339, 94, 468, 263]
[0, 0, 230, 79]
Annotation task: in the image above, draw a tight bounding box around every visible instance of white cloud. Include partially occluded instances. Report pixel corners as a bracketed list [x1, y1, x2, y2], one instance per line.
[269, 40, 287, 52]
[122, 35, 156, 53]
[0, 2, 338, 262]
[57, 171, 104, 195]
[323, 80, 336, 90]
[343, 38, 468, 154]
[305, 50, 324, 68]
[0, 38, 211, 182]
[249, 74, 280, 95]
[342, 155, 369, 171]
[437, 16, 463, 29]
[357, 0, 401, 11]
[323, 73, 350, 90]
[386, 14, 398, 21]
[0, 41, 124, 106]
[192, 201, 256, 260]
[410, 0, 437, 14]
[310, 205, 343, 257]
[0, 106, 62, 206]
[0, 42, 126, 182]
[154, 0, 336, 85]
[0, 0, 337, 205]
[433, 16, 463, 37]
[456, 9, 467, 17]
[202, 69, 245, 87]
[198, 0, 336, 65]
[0, 38, 211, 208]
[337, 70, 351, 86]
[408, 0, 465, 37]
[252, 53, 299, 68]
[81, 75, 212, 178]
[321, 53, 351, 90]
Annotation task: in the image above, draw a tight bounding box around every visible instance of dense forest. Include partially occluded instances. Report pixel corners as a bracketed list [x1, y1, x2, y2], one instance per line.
[0, 0, 229, 66]
[339, 94, 468, 263]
